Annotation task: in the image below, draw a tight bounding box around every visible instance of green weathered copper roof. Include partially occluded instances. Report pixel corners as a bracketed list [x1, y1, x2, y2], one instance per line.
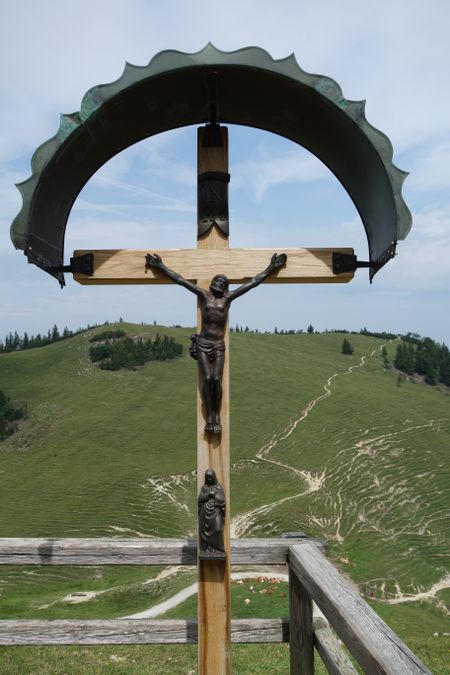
[11, 44, 411, 286]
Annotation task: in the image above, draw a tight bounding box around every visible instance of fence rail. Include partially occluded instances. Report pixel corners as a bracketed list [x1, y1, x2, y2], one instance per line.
[0, 618, 289, 645]
[0, 538, 431, 674]
[0, 537, 325, 566]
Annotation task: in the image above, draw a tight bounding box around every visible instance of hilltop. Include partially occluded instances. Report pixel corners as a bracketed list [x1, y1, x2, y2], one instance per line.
[0, 324, 449, 643]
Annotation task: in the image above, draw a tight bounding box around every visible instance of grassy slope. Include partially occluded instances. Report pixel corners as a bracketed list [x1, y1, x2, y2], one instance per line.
[0, 324, 449, 671]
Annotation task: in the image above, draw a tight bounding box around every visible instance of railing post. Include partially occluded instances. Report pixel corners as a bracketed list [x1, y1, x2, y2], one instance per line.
[289, 563, 314, 674]
[289, 543, 431, 674]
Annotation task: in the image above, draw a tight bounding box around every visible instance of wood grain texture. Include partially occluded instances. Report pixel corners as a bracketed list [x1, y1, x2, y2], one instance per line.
[72, 247, 355, 285]
[0, 537, 326, 565]
[197, 126, 231, 675]
[198, 126, 228, 175]
[0, 618, 289, 645]
[313, 617, 358, 675]
[289, 543, 431, 675]
[289, 566, 314, 675]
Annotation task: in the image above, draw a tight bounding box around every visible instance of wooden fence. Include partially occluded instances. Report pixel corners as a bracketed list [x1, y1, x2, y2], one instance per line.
[0, 538, 430, 674]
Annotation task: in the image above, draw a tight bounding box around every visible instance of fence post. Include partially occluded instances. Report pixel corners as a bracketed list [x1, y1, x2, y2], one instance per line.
[289, 564, 314, 674]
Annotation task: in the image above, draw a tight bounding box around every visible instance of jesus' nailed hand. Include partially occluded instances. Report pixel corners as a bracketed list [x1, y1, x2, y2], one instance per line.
[145, 252, 287, 435]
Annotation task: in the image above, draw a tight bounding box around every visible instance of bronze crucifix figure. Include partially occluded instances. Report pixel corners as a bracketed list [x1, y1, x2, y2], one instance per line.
[145, 252, 287, 434]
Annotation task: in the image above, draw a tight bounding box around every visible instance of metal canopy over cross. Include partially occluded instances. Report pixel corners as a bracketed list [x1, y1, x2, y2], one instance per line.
[71, 125, 354, 674]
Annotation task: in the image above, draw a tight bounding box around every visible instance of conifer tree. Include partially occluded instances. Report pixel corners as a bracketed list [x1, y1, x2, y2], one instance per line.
[404, 343, 416, 375]
[394, 342, 405, 370]
[341, 338, 354, 355]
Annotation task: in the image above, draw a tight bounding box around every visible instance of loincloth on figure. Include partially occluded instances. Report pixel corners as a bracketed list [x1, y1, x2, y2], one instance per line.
[190, 334, 226, 362]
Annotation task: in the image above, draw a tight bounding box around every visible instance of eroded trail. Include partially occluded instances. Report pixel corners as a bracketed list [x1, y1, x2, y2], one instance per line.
[124, 571, 290, 619]
[141, 344, 386, 540]
[384, 574, 450, 609]
[127, 338, 448, 617]
[231, 348, 382, 538]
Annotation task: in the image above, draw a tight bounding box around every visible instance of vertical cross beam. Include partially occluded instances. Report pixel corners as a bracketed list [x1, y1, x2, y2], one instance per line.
[197, 126, 231, 675]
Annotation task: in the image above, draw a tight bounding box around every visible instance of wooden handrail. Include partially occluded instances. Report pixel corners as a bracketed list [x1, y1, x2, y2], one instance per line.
[0, 537, 325, 566]
[0, 619, 289, 645]
[288, 543, 431, 675]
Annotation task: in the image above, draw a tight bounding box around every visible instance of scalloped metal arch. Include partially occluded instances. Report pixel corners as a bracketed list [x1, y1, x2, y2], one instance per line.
[11, 44, 411, 286]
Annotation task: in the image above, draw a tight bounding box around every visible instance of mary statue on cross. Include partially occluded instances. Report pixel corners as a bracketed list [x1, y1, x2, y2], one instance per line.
[198, 469, 226, 558]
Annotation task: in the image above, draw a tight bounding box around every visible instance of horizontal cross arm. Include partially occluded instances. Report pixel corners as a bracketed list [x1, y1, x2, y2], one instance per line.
[72, 248, 355, 285]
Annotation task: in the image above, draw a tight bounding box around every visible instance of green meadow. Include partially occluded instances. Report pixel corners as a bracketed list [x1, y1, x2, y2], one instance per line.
[0, 324, 449, 672]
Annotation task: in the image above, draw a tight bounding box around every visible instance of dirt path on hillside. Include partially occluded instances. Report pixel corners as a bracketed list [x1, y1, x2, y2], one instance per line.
[385, 574, 450, 609]
[231, 345, 388, 538]
[40, 565, 185, 608]
[318, 416, 444, 545]
[124, 570, 290, 619]
[120, 570, 450, 618]
[138, 342, 391, 539]
[52, 339, 449, 619]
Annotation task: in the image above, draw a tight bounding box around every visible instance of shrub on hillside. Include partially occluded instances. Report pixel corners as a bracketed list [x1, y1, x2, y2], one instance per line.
[89, 333, 183, 371]
[0, 390, 25, 440]
[89, 342, 114, 362]
[89, 330, 127, 342]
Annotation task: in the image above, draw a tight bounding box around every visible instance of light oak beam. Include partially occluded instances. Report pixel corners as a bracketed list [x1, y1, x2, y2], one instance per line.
[72, 248, 355, 285]
[196, 126, 231, 675]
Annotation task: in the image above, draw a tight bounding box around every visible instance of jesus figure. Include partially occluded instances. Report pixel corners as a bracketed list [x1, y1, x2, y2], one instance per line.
[145, 252, 287, 434]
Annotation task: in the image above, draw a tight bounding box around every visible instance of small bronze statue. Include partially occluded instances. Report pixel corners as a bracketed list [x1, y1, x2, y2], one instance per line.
[198, 468, 226, 559]
[145, 252, 287, 434]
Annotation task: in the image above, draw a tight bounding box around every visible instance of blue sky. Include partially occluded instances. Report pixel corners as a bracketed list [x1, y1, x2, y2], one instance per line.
[1, 0, 449, 343]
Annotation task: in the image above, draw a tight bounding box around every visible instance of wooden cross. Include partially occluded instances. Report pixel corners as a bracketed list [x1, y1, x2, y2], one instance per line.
[73, 127, 354, 674]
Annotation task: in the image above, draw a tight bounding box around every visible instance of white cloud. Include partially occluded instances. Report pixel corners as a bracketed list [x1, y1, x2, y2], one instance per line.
[65, 214, 195, 251]
[406, 141, 450, 193]
[234, 146, 330, 201]
[371, 206, 450, 291]
[87, 176, 195, 214]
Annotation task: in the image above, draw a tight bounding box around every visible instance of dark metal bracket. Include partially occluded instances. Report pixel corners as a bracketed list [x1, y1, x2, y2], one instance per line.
[198, 171, 230, 185]
[26, 248, 94, 287]
[332, 252, 373, 275]
[202, 123, 223, 147]
[333, 242, 396, 279]
[62, 253, 94, 276]
[201, 69, 225, 148]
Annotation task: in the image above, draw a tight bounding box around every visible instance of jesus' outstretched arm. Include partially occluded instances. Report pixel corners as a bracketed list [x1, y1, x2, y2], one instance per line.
[227, 253, 287, 302]
[145, 253, 206, 299]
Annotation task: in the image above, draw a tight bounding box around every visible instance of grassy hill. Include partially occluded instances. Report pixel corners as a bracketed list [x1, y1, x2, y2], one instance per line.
[0, 324, 449, 667]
